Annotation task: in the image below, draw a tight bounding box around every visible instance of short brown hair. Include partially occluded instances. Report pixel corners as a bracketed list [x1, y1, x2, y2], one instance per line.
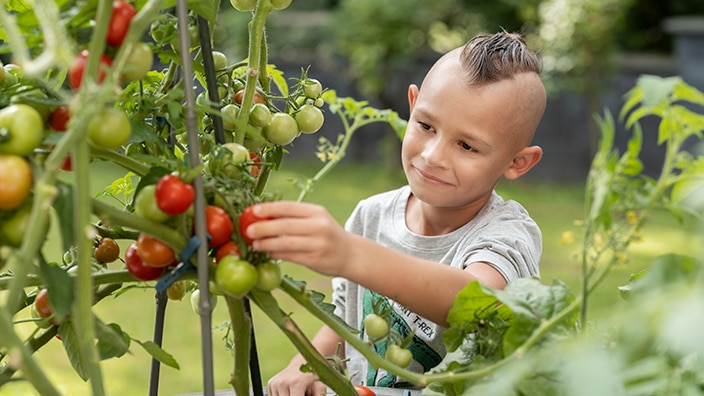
[460, 31, 541, 85]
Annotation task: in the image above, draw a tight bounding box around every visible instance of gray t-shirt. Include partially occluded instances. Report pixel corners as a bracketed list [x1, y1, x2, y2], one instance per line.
[332, 185, 541, 387]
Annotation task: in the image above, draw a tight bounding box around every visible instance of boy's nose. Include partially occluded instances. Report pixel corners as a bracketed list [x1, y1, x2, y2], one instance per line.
[421, 139, 447, 168]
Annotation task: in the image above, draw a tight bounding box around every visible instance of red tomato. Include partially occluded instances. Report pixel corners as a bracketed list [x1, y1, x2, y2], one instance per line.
[354, 385, 376, 396]
[215, 240, 241, 262]
[238, 205, 273, 245]
[68, 50, 113, 89]
[34, 288, 53, 319]
[135, 233, 176, 268]
[155, 174, 194, 215]
[204, 205, 234, 247]
[125, 242, 165, 280]
[49, 105, 71, 131]
[106, 1, 137, 47]
[249, 152, 262, 177]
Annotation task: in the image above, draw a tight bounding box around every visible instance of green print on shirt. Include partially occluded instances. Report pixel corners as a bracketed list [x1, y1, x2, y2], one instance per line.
[362, 289, 442, 387]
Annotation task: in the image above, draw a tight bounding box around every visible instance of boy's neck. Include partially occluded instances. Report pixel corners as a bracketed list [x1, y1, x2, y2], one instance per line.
[404, 192, 491, 236]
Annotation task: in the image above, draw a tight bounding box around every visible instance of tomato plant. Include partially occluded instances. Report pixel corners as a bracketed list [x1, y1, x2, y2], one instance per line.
[88, 108, 131, 150]
[0, 154, 32, 211]
[214, 255, 258, 297]
[125, 242, 165, 281]
[94, 237, 120, 263]
[363, 313, 389, 340]
[229, 0, 256, 12]
[155, 174, 194, 215]
[106, 1, 137, 47]
[0, 104, 44, 156]
[205, 205, 235, 247]
[68, 49, 113, 89]
[238, 205, 272, 245]
[135, 233, 176, 268]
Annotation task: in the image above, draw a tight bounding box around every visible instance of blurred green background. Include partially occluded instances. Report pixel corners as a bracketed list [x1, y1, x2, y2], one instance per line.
[2, 156, 702, 395]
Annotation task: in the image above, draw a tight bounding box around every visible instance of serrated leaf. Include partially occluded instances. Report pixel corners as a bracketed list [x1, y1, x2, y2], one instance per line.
[95, 320, 130, 360]
[58, 321, 89, 381]
[494, 278, 576, 355]
[134, 339, 180, 369]
[446, 281, 502, 327]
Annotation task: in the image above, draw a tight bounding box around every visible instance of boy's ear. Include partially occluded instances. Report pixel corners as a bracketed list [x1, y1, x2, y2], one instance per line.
[408, 84, 419, 111]
[504, 146, 543, 180]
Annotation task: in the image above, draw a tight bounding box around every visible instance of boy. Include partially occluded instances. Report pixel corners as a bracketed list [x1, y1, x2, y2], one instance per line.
[246, 30, 546, 395]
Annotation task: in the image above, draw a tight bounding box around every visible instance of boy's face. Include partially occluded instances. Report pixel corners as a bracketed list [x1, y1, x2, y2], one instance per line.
[401, 53, 544, 211]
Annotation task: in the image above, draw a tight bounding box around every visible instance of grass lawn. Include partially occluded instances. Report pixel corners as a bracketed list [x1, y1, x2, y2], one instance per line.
[2, 158, 702, 395]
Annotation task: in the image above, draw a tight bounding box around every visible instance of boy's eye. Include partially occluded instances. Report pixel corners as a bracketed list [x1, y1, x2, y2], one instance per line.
[459, 142, 476, 152]
[418, 121, 431, 131]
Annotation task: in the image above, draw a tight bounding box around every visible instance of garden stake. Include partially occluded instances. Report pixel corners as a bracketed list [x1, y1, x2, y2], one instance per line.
[177, 1, 215, 394]
[197, 14, 265, 396]
[148, 290, 168, 396]
[197, 15, 226, 146]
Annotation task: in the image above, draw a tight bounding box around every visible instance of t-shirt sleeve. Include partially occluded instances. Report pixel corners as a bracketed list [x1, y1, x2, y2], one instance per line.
[463, 210, 542, 282]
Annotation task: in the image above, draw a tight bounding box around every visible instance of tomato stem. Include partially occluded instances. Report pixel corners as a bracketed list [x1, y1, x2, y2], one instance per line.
[224, 296, 252, 396]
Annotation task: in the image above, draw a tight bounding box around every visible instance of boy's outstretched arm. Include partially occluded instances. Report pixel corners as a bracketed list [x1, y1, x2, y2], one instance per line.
[247, 201, 507, 327]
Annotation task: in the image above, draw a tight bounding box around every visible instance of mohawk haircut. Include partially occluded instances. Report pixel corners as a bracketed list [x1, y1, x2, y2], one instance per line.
[460, 31, 541, 85]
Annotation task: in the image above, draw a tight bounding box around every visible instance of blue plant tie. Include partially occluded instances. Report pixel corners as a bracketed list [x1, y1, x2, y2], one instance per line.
[155, 234, 208, 292]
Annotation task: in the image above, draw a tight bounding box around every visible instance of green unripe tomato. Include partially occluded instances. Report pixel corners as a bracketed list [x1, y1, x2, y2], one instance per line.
[208, 142, 249, 178]
[88, 108, 131, 150]
[190, 289, 218, 315]
[212, 51, 228, 70]
[271, 0, 292, 10]
[133, 184, 170, 223]
[303, 78, 323, 98]
[363, 313, 389, 340]
[263, 112, 298, 146]
[255, 260, 282, 291]
[249, 103, 272, 127]
[122, 42, 153, 81]
[1, 201, 45, 247]
[295, 104, 324, 134]
[0, 104, 45, 156]
[167, 280, 187, 301]
[215, 256, 258, 297]
[230, 0, 256, 11]
[221, 104, 240, 131]
[385, 344, 413, 368]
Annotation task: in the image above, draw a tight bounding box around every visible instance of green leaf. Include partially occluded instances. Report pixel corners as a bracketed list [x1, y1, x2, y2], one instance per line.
[58, 320, 89, 381]
[446, 281, 502, 327]
[188, 0, 220, 23]
[53, 182, 75, 253]
[637, 75, 681, 109]
[494, 278, 576, 355]
[95, 320, 130, 360]
[133, 339, 180, 369]
[38, 261, 74, 321]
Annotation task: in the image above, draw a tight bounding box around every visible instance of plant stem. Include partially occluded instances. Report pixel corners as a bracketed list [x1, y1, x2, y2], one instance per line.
[235, 0, 272, 145]
[92, 148, 151, 176]
[248, 289, 358, 396]
[224, 296, 251, 396]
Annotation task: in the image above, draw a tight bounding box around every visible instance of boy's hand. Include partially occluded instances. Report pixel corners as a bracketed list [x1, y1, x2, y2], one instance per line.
[245, 201, 352, 276]
[267, 362, 326, 396]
